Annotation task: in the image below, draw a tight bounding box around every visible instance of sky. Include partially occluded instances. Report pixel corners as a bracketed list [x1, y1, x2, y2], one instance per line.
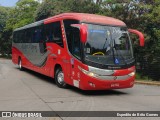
[0, 0, 19, 7]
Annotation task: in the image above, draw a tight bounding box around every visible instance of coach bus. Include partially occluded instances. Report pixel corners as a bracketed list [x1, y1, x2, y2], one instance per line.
[12, 13, 144, 90]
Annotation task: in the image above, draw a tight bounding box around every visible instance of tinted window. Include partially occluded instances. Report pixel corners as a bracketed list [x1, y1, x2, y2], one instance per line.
[63, 19, 81, 59]
[13, 24, 45, 43]
[33, 27, 41, 43]
[17, 31, 24, 43]
[32, 25, 45, 43]
[13, 21, 63, 45]
[72, 28, 81, 59]
[24, 28, 32, 43]
[13, 32, 18, 43]
[45, 21, 63, 47]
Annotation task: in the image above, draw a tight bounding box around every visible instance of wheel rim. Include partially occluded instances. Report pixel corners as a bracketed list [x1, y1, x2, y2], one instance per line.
[57, 71, 64, 84]
[19, 60, 22, 69]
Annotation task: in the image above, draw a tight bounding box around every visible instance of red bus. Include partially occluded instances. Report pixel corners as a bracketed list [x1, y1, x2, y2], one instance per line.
[12, 13, 144, 90]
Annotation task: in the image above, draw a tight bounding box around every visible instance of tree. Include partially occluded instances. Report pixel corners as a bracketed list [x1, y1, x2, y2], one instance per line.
[35, 0, 101, 21]
[0, 6, 11, 56]
[0, 0, 39, 56]
[0, 6, 10, 32]
[5, 0, 39, 30]
[0, 0, 159, 80]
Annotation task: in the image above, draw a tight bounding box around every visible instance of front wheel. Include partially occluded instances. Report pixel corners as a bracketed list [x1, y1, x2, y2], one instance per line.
[55, 67, 67, 88]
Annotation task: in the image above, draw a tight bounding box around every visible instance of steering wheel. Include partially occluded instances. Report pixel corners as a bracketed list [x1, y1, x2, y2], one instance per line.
[92, 52, 105, 56]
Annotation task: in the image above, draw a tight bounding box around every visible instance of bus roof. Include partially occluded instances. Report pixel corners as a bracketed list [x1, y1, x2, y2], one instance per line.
[14, 20, 44, 31]
[14, 13, 126, 31]
[45, 13, 126, 26]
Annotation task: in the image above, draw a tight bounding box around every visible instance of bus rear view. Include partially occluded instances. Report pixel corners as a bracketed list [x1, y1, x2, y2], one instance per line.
[12, 13, 144, 90]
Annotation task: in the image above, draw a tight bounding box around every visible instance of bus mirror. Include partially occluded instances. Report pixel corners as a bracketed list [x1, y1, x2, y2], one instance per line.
[128, 29, 145, 47]
[71, 24, 87, 43]
[80, 25, 87, 43]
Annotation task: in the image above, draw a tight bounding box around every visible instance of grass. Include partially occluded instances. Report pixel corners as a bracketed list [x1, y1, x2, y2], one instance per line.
[135, 73, 151, 81]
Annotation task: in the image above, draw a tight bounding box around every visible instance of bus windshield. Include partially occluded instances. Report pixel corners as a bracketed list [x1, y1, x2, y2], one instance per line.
[84, 23, 134, 66]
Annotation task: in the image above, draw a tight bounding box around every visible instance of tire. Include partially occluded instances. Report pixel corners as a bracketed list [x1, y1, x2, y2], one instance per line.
[18, 58, 24, 71]
[55, 67, 67, 88]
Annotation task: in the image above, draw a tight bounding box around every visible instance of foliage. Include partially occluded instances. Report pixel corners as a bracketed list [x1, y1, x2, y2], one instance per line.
[5, 0, 39, 30]
[0, 0, 160, 80]
[0, 6, 11, 55]
[35, 0, 101, 21]
[0, 6, 10, 32]
[0, 0, 39, 55]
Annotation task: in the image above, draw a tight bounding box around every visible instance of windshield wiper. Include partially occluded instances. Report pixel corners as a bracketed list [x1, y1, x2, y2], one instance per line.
[103, 38, 108, 49]
[103, 38, 112, 55]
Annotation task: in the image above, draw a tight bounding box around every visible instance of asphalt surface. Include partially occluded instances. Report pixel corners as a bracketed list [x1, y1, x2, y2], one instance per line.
[0, 59, 160, 120]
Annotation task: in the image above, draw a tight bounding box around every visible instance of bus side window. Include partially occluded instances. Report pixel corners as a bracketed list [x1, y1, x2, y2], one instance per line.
[45, 21, 63, 47]
[53, 22, 63, 47]
[34, 28, 41, 43]
[24, 29, 31, 43]
[40, 25, 45, 43]
[17, 31, 23, 43]
[72, 28, 81, 59]
[63, 19, 80, 59]
[14, 32, 20, 43]
[13, 32, 17, 43]
[21, 30, 26, 43]
[32, 26, 44, 43]
[45, 24, 53, 42]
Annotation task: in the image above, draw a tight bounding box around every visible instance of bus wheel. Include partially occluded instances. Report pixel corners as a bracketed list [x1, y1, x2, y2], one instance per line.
[18, 58, 24, 71]
[55, 67, 67, 88]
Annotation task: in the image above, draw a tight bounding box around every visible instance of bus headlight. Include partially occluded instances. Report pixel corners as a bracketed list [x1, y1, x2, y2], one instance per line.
[79, 67, 98, 78]
[88, 72, 98, 77]
[128, 71, 135, 77]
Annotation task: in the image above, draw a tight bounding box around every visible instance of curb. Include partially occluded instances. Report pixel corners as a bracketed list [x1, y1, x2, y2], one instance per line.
[135, 80, 160, 86]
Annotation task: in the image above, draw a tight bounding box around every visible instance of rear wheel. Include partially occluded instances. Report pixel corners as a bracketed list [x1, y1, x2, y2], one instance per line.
[18, 58, 24, 71]
[55, 67, 67, 88]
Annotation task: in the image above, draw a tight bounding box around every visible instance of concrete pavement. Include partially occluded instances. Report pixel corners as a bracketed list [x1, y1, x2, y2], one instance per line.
[0, 59, 160, 120]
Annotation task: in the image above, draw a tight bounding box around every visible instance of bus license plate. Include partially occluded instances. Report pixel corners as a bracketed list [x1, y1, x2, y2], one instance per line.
[111, 83, 119, 87]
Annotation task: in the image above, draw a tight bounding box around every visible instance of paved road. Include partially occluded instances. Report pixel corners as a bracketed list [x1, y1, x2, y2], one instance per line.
[0, 59, 160, 120]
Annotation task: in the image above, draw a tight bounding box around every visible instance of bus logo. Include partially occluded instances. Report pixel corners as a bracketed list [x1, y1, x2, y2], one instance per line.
[113, 76, 117, 80]
[2, 112, 11, 117]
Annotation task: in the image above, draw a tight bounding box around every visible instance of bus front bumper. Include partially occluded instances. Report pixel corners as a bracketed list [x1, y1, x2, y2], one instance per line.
[78, 74, 135, 90]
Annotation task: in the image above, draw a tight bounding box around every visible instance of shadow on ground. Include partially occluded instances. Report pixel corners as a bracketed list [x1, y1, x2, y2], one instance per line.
[15, 67, 128, 96]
